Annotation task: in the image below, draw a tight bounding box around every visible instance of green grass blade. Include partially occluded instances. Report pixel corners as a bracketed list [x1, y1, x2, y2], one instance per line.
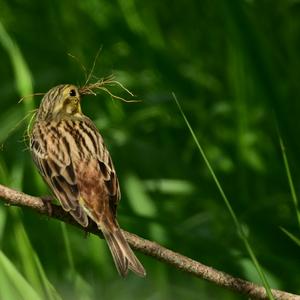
[11, 208, 63, 300]
[278, 134, 300, 229]
[33, 254, 63, 300]
[280, 227, 300, 247]
[10, 162, 44, 296]
[172, 92, 274, 300]
[0, 269, 18, 300]
[0, 250, 42, 300]
[9, 162, 62, 299]
[60, 222, 75, 274]
[12, 210, 48, 297]
[0, 106, 24, 144]
[125, 173, 157, 217]
[172, 94, 240, 230]
[0, 21, 34, 112]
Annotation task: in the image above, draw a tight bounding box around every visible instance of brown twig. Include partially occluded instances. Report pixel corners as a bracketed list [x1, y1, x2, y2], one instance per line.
[0, 184, 298, 300]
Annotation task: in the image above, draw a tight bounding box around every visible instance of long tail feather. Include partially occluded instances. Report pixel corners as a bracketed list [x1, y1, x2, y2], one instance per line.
[101, 224, 146, 277]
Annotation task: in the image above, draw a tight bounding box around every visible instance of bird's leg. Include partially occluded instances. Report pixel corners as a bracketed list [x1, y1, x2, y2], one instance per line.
[40, 196, 53, 216]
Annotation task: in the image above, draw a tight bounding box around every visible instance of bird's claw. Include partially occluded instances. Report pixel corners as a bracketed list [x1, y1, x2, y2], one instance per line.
[41, 196, 53, 216]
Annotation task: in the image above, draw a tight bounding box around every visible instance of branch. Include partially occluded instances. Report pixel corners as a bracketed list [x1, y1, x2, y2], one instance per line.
[0, 184, 298, 300]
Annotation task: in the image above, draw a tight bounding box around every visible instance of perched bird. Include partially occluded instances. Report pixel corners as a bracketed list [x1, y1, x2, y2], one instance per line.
[30, 84, 146, 277]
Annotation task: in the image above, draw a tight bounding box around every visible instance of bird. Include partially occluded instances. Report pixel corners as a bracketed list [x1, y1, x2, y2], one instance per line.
[29, 84, 146, 277]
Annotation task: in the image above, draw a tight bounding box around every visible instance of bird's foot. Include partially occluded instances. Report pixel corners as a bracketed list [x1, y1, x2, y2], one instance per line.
[40, 196, 53, 216]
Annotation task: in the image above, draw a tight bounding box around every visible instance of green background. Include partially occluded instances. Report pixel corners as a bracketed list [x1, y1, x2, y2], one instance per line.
[0, 1, 299, 299]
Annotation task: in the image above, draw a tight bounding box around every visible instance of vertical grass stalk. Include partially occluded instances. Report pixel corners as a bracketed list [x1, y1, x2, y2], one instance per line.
[173, 92, 274, 300]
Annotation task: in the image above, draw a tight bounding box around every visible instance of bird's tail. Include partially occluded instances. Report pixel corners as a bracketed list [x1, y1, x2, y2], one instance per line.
[101, 221, 146, 277]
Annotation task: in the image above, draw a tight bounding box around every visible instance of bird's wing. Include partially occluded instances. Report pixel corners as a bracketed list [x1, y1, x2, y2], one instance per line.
[81, 117, 121, 218]
[30, 122, 89, 227]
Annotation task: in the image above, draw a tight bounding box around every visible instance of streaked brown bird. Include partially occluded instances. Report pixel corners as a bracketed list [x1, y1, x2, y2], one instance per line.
[30, 84, 146, 277]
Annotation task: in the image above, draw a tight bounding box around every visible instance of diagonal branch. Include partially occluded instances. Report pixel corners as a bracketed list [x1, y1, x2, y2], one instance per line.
[0, 184, 298, 300]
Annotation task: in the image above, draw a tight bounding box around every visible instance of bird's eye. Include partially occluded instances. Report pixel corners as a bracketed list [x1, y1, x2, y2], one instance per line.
[69, 89, 76, 97]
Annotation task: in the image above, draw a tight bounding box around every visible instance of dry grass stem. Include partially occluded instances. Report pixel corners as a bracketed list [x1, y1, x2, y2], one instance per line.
[18, 93, 45, 104]
[79, 75, 142, 103]
[84, 46, 103, 86]
[68, 53, 89, 81]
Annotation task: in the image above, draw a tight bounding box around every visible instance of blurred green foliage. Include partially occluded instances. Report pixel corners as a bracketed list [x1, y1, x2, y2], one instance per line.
[0, 0, 299, 299]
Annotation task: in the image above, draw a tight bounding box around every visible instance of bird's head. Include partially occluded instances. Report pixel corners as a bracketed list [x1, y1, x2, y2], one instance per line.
[37, 84, 83, 120]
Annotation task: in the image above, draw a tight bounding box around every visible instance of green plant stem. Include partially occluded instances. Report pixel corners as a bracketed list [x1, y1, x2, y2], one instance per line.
[172, 92, 274, 300]
[278, 135, 300, 229]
